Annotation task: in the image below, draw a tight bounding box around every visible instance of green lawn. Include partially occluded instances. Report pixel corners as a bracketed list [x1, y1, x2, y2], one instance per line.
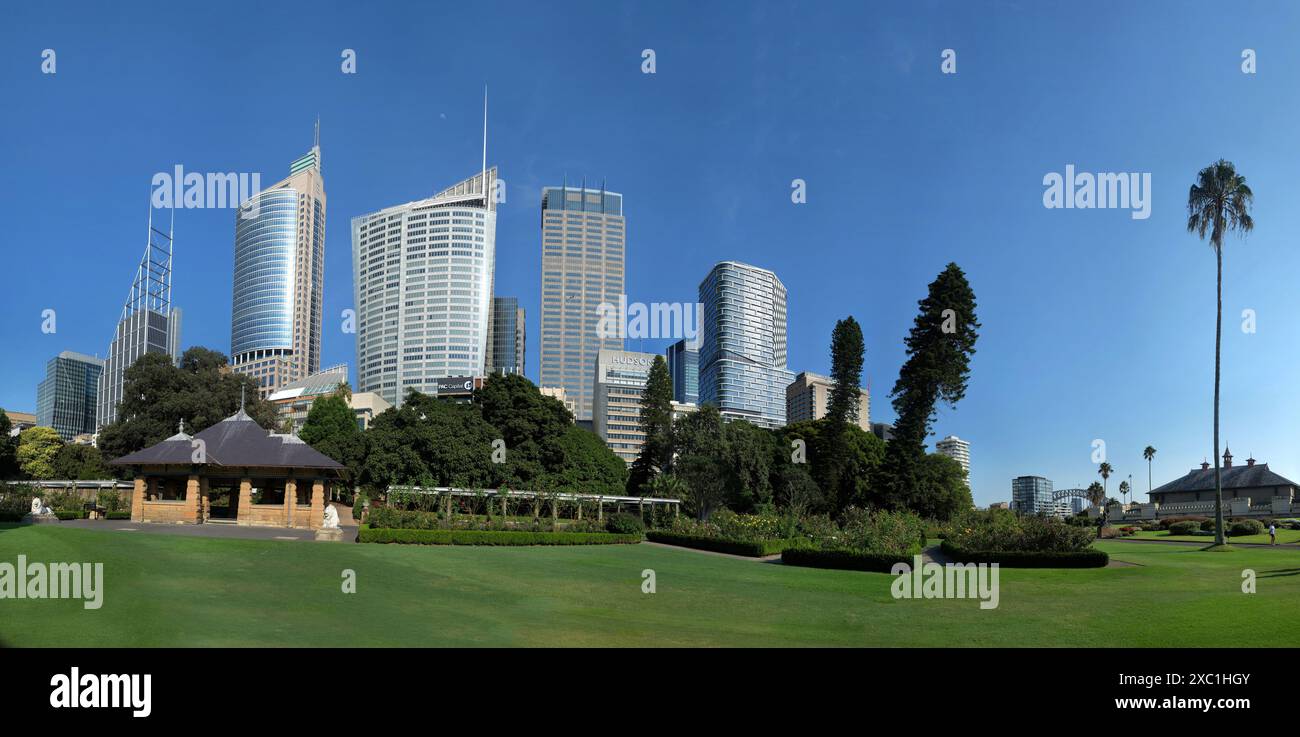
[1128, 528, 1300, 545]
[0, 523, 1297, 647]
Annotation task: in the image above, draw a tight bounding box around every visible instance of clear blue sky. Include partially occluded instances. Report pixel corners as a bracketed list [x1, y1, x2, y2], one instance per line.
[3, 1, 1299, 506]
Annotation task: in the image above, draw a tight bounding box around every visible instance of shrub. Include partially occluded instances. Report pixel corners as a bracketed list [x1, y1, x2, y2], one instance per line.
[1168, 521, 1201, 535]
[106, 511, 132, 520]
[605, 512, 645, 535]
[1229, 519, 1265, 537]
[645, 530, 796, 556]
[945, 509, 1094, 553]
[781, 547, 914, 572]
[941, 540, 1109, 568]
[359, 527, 641, 546]
[54, 510, 87, 520]
[1160, 515, 1209, 529]
[1200, 519, 1216, 531]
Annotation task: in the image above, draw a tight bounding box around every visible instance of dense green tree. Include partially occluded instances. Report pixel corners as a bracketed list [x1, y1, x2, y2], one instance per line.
[299, 392, 364, 480]
[779, 419, 884, 513]
[97, 348, 278, 461]
[827, 316, 866, 427]
[774, 463, 823, 518]
[877, 263, 979, 512]
[51, 444, 111, 480]
[632, 355, 675, 488]
[476, 373, 573, 487]
[721, 420, 779, 512]
[359, 392, 500, 493]
[1187, 159, 1254, 546]
[0, 411, 18, 479]
[909, 453, 973, 521]
[539, 426, 628, 497]
[673, 405, 727, 519]
[17, 427, 63, 480]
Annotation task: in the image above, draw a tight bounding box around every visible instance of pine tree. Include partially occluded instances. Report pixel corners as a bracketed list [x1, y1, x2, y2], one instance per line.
[632, 356, 675, 490]
[827, 316, 865, 427]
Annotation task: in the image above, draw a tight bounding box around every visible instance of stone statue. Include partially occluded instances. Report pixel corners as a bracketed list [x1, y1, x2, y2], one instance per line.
[30, 497, 51, 516]
[323, 503, 340, 529]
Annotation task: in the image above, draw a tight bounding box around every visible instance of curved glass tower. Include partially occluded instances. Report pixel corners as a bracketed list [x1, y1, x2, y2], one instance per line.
[230, 143, 326, 395]
[698, 261, 793, 429]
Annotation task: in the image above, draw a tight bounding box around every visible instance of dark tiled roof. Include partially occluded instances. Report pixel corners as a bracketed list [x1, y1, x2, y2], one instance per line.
[1149, 463, 1296, 497]
[109, 409, 345, 472]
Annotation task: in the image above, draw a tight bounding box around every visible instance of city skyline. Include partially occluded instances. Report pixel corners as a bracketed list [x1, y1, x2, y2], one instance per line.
[6, 3, 1300, 506]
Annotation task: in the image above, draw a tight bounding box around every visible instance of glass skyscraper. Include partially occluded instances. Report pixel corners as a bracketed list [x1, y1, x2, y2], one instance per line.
[231, 143, 326, 397]
[488, 296, 525, 376]
[666, 338, 698, 404]
[352, 168, 498, 407]
[38, 351, 104, 441]
[1011, 475, 1053, 515]
[539, 183, 625, 422]
[698, 261, 794, 429]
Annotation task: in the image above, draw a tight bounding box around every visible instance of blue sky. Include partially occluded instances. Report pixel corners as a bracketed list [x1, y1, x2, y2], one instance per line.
[3, 0, 1299, 506]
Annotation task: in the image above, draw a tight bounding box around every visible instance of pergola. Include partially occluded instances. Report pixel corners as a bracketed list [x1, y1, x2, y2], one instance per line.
[110, 409, 346, 530]
[386, 485, 680, 521]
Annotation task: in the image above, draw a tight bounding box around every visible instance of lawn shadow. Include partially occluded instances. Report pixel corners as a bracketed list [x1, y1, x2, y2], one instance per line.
[1259, 568, 1300, 578]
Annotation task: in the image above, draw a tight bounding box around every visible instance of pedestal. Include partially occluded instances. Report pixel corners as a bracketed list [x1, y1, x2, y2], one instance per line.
[315, 527, 345, 542]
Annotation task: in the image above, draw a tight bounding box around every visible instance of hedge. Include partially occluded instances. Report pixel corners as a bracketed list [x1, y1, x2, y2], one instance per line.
[54, 510, 88, 520]
[359, 527, 641, 546]
[940, 540, 1109, 568]
[645, 530, 797, 557]
[106, 511, 132, 520]
[781, 547, 915, 572]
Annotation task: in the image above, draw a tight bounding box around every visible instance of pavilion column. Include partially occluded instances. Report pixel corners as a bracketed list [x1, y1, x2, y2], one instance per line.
[237, 478, 252, 523]
[285, 479, 297, 528]
[598, 498, 604, 522]
[131, 477, 146, 521]
[199, 477, 210, 522]
[310, 480, 325, 530]
[185, 475, 201, 523]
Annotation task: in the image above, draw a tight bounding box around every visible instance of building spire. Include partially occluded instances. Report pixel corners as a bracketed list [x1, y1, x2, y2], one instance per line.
[314, 115, 320, 149]
[481, 84, 488, 203]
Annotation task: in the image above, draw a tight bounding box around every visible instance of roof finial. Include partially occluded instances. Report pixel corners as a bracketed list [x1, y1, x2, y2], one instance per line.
[240, 384, 246, 412]
[179, 418, 185, 435]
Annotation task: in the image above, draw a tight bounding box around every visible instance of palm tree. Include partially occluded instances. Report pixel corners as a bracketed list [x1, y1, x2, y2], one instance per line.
[1187, 160, 1254, 546]
[1098, 462, 1113, 504]
[1085, 481, 1105, 508]
[1143, 445, 1156, 497]
[1118, 479, 1130, 505]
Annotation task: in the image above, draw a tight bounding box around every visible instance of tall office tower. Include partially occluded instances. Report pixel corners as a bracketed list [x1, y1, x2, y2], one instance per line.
[1011, 475, 1053, 516]
[488, 296, 525, 376]
[665, 339, 698, 405]
[231, 135, 326, 398]
[352, 168, 498, 407]
[698, 261, 794, 430]
[97, 207, 181, 429]
[784, 371, 870, 429]
[538, 182, 625, 422]
[592, 349, 656, 463]
[935, 435, 971, 487]
[39, 351, 104, 441]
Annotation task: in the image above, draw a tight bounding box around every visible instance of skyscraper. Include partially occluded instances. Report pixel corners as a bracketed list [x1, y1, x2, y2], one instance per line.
[665, 339, 698, 405]
[538, 182, 625, 422]
[698, 261, 794, 429]
[935, 435, 971, 487]
[488, 296, 525, 376]
[352, 168, 498, 407]
[39, 351, 104, 441]
[231, 136, 326, 397]
[97, 206, 180, 429]
[1011, 475, 1053, 516]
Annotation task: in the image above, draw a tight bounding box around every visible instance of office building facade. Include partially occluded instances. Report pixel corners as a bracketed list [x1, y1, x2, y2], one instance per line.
[935, 435, 971, 487]
[1011, 475, 1053, 516]
[592, 349, 656, 463]
[784, 371, 870, 430]
[538, 183, 625, 422]
[666, 339, 698, 405]
[698, 261, 794, 429]
[488, 296, 525, 376]
[38, 351, 104, 441]
[352, 168, 498, 407]
[97, 207, 181, 429]
[231, 143, 326, 397]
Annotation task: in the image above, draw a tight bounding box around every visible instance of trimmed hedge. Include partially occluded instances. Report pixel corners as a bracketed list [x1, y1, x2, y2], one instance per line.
[54, 510, 88, 520]
[359, 527, 641, 546]
[781, 547, 914, 572]
[1168, 520, 1201, 536]
[106, 511, 132, 520]
[645, 530, 796, 557]
[941, 540, 1108, 568]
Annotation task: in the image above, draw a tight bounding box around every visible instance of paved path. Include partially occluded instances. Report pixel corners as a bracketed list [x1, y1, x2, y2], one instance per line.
[641, 540, 783, 562]
[44, 518, 358, 543]
[1106, 537, 1299, 549]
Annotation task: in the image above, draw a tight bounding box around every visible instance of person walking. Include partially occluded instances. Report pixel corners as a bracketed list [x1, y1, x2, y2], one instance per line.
[1268, 522, 1277, 546]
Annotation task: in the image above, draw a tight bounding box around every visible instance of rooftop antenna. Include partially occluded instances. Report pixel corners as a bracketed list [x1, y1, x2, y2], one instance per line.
[314, 115, 320, 149]
[481, 84, 488, 206]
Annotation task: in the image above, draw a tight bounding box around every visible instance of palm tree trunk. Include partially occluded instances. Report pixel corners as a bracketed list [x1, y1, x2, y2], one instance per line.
[1214, 246, 1225, 545]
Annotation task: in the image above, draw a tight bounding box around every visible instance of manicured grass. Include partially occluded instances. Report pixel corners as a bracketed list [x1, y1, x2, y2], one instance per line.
[0, 524, 1297, 647]
[1128, 529, 1300, 545]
